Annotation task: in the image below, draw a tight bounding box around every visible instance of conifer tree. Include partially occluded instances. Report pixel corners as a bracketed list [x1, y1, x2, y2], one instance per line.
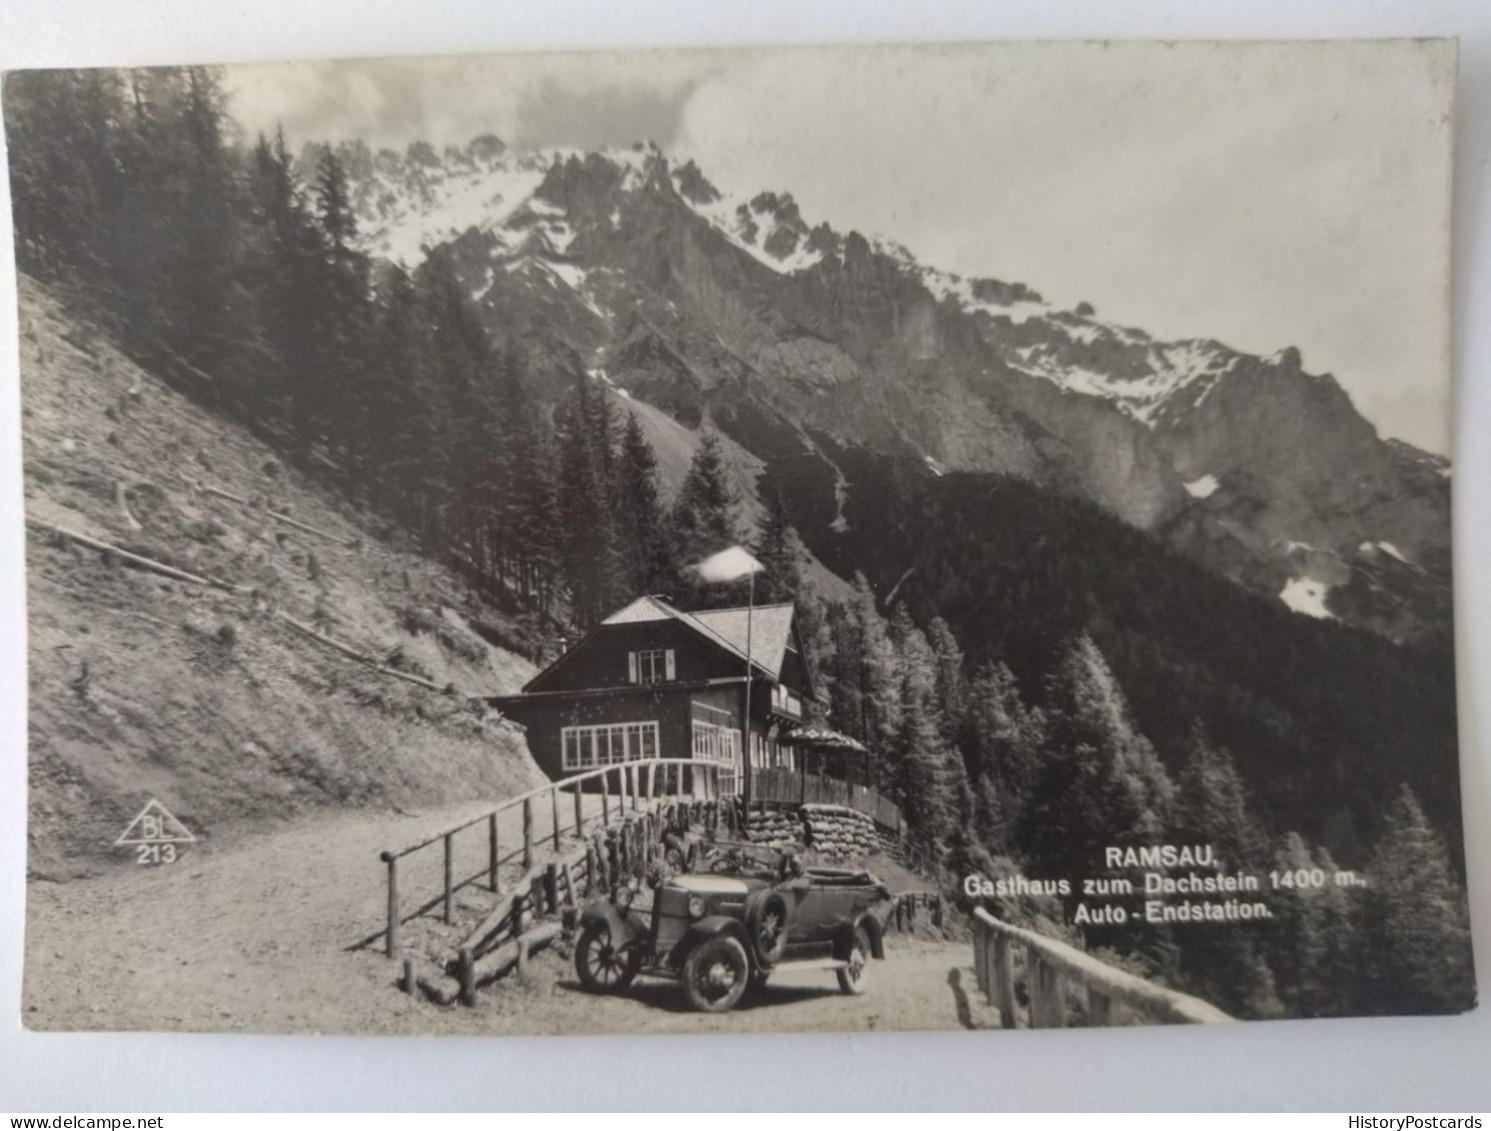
[1360, 785, 1475, 1014]
[753, 489, 804, 605]
[1019, 634, 1175, 870]
[556, 376, 625, 626]
[671, 431, 741, 607]
[960, 661, 1046, 851]
[616, 411, 672, 598]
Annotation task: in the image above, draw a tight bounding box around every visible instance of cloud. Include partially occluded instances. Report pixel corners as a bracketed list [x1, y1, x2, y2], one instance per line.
[512, 76, 695, 151]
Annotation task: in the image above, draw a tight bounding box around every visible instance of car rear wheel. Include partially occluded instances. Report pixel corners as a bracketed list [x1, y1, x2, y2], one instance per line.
[682, 935, 751, 1013]
[575, 920, 640, 994]
[837, 924, 872, 995]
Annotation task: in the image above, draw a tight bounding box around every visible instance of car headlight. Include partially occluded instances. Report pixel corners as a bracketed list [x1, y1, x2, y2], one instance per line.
[687, 895, 706, 918]
[613, 886, 633, 910]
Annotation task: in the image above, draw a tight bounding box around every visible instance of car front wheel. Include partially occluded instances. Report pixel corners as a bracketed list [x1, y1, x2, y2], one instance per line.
[575, 920, 640, 994]
[837, 924, 872, 995]
[682, 935, 751, 1013]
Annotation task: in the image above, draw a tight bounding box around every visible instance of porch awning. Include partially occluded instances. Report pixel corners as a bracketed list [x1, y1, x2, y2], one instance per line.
[777, 726, 869, 755]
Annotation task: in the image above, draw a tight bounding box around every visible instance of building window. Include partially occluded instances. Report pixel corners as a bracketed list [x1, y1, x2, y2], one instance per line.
[628, 648, 674, 684]
[561, 720, 660, 772]
[691, 719, 741, 765]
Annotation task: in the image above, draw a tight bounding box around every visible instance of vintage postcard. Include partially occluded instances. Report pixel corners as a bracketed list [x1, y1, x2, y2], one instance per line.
[4, 39, 1472, 1036]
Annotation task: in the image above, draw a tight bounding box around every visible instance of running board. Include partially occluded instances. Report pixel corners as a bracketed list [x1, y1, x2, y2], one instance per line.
[771, 958, 850, 974]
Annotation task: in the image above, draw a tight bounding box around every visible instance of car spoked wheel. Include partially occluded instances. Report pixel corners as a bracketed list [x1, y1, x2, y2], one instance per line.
[747, 892, 790, 966]
[682, 935, 751, 1012]
[837, 924, 872, 995]
[575, 920, 640, 993]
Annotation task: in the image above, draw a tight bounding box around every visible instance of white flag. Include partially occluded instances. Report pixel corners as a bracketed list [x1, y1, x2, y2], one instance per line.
[694, 545, 763, 584]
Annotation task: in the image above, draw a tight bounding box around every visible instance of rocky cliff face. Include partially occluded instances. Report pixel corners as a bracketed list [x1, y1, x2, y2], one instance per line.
[319, 136, 1452, 643]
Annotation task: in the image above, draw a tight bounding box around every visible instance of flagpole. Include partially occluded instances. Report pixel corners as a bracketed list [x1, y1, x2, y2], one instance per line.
[742, 568, 754, 814]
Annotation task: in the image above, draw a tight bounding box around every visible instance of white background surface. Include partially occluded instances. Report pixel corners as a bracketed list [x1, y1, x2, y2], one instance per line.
[0, 0, 1487, 1112]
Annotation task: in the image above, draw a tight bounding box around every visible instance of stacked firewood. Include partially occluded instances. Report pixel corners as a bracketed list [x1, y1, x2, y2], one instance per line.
[800, 804, 881, 859]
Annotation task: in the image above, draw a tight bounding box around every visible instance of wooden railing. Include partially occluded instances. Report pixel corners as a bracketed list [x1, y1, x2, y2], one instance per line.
[751, 767, 903, 831]
[970, 907, 1232, 1028]
[377, 757, 727, 962]
[885, 889, 945, 932]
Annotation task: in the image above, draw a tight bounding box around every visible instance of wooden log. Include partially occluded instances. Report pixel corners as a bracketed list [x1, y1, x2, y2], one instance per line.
[279, 613, 463, 696]
[994, 935, 1017, 1029]
[443, 832, 454, 924]
[471, 922, 563, 989]
[416, 975, 457, 1006]
[26, 518, 246, 593]
[457, 946, 475, 1007]
[383, 852, 401, 960]
[488, 813, 500, 893]
[551, 786, 562, 851]
[267, 506, 358, 547]
[115, 481, 142, 532]
[562, 862, 577, 907]
[522, 797, 534, 871]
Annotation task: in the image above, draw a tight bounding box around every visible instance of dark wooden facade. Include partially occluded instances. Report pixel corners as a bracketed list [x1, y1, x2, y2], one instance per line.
[487, 597, 816, 790]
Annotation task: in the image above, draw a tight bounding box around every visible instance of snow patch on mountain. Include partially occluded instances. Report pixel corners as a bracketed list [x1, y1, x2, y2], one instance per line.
[1184, 474, 1220, 499]
[364, 163, 551, 267]
[1280, 578, 1334, 619]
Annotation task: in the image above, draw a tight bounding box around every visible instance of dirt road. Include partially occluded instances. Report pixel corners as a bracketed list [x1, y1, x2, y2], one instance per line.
[24, 802, 989, 1036]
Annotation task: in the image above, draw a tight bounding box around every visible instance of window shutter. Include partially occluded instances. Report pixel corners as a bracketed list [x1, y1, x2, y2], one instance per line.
[627, 652, 638, 683]
[664, 649, 676, 680]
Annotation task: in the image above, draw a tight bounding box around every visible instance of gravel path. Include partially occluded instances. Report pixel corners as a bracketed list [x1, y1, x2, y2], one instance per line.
[24, 800, 987, 1036]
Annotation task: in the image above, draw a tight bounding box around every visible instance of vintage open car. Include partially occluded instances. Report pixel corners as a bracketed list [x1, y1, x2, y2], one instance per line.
[574, 841, 892, 1012]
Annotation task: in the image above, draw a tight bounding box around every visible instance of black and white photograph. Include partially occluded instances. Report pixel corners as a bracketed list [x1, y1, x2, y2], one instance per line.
[2, 37, 1475, 1042]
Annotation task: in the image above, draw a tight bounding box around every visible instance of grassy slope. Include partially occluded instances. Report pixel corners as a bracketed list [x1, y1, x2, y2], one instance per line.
[18, 276, 547, 879]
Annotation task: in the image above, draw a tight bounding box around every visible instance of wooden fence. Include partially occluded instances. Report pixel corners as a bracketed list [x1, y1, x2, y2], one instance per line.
[376, 757, 727, 964]
[886, 889, 945, 932]
[970, 907, 1232, 1028]
[751, 767, 903, 831]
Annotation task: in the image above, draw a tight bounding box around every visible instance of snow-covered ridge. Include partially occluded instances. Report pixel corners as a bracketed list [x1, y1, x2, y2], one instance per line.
[329, 136, 1299, 436]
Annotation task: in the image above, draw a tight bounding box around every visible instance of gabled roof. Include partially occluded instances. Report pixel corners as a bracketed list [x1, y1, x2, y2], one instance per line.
[599, 595, 798, 682]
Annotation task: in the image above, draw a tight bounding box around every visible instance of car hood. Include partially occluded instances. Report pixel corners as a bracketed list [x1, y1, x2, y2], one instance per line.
[666, 875, 768, 896]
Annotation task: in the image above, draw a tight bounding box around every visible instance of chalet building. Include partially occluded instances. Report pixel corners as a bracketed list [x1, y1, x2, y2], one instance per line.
[487, 595, 816, 793]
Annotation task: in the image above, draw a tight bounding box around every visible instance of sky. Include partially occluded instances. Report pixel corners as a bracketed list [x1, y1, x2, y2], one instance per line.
[225, 40, 1457, 455]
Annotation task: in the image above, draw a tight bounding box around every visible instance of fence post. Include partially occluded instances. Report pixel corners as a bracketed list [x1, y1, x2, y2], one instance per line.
[551, 786, 562, 851]
[647, 761, 656, 802]
[443, 832, 454, 924]
[522, 797, 534, 871]
[383, 852, 400, 960]
[973, 926, 987, 996]
[1087, 987, 1112, 1027]
[544, 863, 559, 915]
[573, 783, 584, 840]
[1044, 962, 1067, 1028]
[601, 770, 611, 826]
[993, 934, 1017, 1029]
[1027, 953, 1048, 1029]
[458, 946, 475, 1007]
[488, 813, 499, 893]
